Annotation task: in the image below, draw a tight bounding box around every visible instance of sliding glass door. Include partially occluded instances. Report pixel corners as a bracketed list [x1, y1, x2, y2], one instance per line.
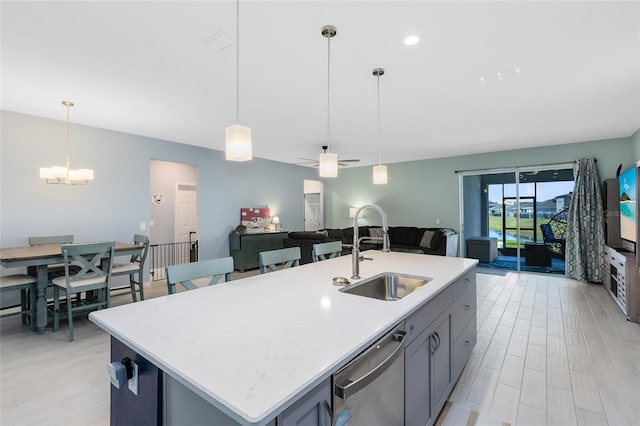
[460, 165, 574, 274]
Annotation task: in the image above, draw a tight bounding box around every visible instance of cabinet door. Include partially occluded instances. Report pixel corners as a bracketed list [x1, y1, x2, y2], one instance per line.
[431, 310, 453, 416]
[404, 324, 434, 426]
[279, 378, 331, 426]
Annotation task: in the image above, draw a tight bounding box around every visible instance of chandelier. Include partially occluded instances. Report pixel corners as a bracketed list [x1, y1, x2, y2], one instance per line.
[39, 101, 94, 185]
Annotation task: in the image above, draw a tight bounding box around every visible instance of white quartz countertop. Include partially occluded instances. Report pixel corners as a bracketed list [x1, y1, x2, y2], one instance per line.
[90, 251, 477, 425]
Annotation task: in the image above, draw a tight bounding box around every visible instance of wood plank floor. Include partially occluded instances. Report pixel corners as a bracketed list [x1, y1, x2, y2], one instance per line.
[1, 270, 639, 425]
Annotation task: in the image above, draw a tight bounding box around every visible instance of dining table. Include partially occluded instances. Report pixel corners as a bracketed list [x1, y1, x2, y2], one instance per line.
[0, 241, 143, 333]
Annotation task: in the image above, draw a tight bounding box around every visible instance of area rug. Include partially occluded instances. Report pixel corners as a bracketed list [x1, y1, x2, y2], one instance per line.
[478, 255, 566, 275]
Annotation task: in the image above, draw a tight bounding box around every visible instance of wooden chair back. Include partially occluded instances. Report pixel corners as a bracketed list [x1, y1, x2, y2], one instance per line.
[312, 241, 342, 262]
[52, 241, 115, 341]
[29, 235, 74, 245]
[259, 247, 301, 274]
[60, 242, 115, 289]
[166, 257, 234, 294]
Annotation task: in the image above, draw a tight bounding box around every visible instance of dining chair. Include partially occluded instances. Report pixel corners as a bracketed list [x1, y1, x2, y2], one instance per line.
[312, 241, 343, 262]
[166, 257, 234, 295]
[259, 247, 301, 274]
[0, 274, 37, 324]
[51, 241, 115, 342]
[110, 234, 149, 302]
[28, 234, 76, 278]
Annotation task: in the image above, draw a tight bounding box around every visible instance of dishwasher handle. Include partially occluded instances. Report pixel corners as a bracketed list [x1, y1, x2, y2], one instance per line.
[334, 331, 406, 400]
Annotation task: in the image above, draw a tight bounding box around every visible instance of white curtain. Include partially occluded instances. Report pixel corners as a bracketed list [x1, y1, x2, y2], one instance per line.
[565, 158, 605, 282]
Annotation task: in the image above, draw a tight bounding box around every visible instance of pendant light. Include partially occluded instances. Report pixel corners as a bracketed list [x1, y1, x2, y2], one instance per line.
[319, 25, 338, 178]
[225, 0, 252, 162]
[372, 68, 388, 185]
[39, 101, 94, 185]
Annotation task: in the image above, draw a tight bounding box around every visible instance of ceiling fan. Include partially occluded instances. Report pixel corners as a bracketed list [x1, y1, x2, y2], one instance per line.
[295, 145, 360, 167]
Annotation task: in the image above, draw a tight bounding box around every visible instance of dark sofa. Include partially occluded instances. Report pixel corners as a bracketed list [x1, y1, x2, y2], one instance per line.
[284, 226, 458, 265]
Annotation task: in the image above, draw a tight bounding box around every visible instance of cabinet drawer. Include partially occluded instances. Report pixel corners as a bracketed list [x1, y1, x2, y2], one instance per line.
[452, 269, 475, 300]
[452, 284, 476, 340]
[405, 286, 453, 346]
[453, 314, 477, 380]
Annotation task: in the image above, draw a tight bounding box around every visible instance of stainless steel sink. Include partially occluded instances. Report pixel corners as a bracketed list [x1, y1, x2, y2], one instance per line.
[340, 273, 432, 301]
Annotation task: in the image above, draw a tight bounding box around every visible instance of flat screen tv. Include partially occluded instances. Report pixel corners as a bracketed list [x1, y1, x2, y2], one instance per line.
[619, 166, 637, 252]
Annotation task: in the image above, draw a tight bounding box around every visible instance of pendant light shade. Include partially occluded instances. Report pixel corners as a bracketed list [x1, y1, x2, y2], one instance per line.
[372, 67, 388, 185]
[39, 101, 94, 185]
[373, 164, 388, 184]
[320, 25, 338, 178]
[225, 124, 252, 161]
[319, 151, 338, 178]
[225, 0, 252, 162]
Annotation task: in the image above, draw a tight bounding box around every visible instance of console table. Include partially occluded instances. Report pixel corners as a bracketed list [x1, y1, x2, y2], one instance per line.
[229, 232, 288, 272]
[603, 246, 639, 323]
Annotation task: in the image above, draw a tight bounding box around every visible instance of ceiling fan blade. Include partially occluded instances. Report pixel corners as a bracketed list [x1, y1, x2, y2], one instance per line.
[338, 159, 360, 163]
[297, 157, 318, 162]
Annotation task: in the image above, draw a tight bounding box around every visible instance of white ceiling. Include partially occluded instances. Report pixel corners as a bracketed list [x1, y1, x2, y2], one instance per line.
[2, 1, 639, 168]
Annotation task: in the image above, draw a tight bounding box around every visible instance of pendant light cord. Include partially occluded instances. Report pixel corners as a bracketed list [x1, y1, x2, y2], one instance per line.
[377, 73, 381, 166]
[235, 0, 240, 124]
[327, 33, 331, 145]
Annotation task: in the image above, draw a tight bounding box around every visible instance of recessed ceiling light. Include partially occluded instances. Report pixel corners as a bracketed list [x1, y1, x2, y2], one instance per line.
[404, 35, 420, 46]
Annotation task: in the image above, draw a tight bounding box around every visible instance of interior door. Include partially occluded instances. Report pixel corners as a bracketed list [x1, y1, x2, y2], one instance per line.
[304, 193, 322, 231]
[175, 183, 197, 262]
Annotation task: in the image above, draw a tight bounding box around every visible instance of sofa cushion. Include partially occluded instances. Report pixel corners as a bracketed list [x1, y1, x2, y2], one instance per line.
[287, 231, 328, 241]
[428, 230, 444, 249]
[341, 227, 354, 244]
[325, 229, 344, 241]
[419, 230, 436, 248]
[369, 227, 384, 238]
[390, 226, 419, 247]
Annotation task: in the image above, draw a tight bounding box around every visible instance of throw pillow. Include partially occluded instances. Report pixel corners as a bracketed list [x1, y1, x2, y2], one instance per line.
[369, 227, 384, 238]
[419, 230, 436, 248]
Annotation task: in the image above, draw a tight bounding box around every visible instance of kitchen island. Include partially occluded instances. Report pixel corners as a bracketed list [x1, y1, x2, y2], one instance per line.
[90, 250, 477, 425]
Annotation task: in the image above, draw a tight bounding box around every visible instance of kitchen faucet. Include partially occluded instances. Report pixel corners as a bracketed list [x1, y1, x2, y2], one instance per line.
[351, 204, 389, 279]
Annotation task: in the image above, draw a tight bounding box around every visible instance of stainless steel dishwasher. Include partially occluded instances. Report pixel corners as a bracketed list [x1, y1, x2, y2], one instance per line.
[332, 322, 406, 426]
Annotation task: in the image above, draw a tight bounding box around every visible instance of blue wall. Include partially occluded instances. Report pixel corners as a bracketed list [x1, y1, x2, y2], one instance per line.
[0, 110, 318, 261]
[324, 135, 638, 231]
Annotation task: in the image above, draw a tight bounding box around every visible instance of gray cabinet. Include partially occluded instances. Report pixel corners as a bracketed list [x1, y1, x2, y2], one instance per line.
[405, 269, 476, 426]
[404, 308, 452, 426]
[604, 246, 639, 323]
[405, 321, 434, 426]
[431, 311, 453, 414]
[278, 378, 331, 426]
[229, 232, 287, 272]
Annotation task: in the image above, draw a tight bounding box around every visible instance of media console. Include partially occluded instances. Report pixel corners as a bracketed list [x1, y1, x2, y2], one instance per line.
[603, 246, 639, 323]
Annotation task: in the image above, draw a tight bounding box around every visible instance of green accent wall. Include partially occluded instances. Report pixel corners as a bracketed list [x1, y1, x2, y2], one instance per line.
[632, 128, 640, 162]
[324, 135, 638, 231]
